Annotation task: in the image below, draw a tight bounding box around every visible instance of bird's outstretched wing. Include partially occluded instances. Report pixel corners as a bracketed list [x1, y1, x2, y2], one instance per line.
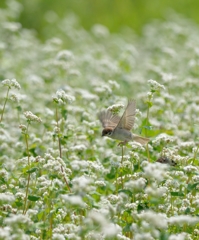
[116, 100, 136, 130]
[98, 110, 120, 129]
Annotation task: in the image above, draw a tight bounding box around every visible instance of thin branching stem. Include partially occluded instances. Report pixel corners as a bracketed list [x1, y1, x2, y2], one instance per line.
[0, 87, 10, 123]
[23, 122, 31, 214]
[55, 106, 71, 192]
[146, 102, 151, 162]
[121, 145, 124, 189]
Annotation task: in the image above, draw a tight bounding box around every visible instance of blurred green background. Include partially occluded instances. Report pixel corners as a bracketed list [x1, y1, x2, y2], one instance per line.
[1, 0, 199, 41]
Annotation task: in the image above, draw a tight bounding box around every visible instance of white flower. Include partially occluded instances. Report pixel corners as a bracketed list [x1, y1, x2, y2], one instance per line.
[2, 79, 21, 90]
[168, 233, 187, 240]
[56, 50, 74, 61]
[53, 89, 75, 104]
[61, 195, 86, 207]
[0, 192, 15, 202]
[168, 215, 199, 226]
[125, 178, 146, 191]
[142, 162, 169, 182]
[70, 144, 87, 151]
[108, 103, 124, 113]
[138, 210, 167, 229]
[183, 165, 198, 173]
[148, 79, 165, 91]
[24, 111, 42, 123]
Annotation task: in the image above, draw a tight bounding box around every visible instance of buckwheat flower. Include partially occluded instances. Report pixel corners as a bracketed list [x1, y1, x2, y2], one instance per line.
[183, 165, 198, 173]
[129, 151, 140, 162]
[95, 180, 106, 187]
[26, 209, 38, 218]
[108, 103, 124, 113]
[53, 89, 75, 104]
[145, 185, 168, 198]
[194, 229, 199, 236]
[102, 223, 122, 238]
[0, 226, 10, 239]
[0, 192, 15, 203]
[161, 72, 177, 82]
[19, 124, 27, 131]
[0, 169, 9, 181]
[125, 178, 146, 191]
[94, 84, 112, 94]
[148, 79, 165, 91]
[2, 78, 21, 90]
[4, 214, 32, 227]
[88, 209, 108, 225]
[179, 141, 195, 149]
[70, 159, 89, 171]
[134, 232, 154, 240]
[152, 133, 176, 146]
[125, 202, 138, 211]
[138, 210, 167, 229]
[24, 111, 42, 123]
[56, 50, 74, 61]
[121, 159, 132, 169]
[147, 91, 154, 99]
[52, 233, 65, 240]
[168, 215, 199, 226]
[70, 144, 87, 151]
[143, 162, 170, 182]
[172, 155, 189, 165]
[61, 194, 86, 208]
[15, 192, 25, 200]
[0, 185, 7, 191]
[108, 80, 120, 89]
[43, 159, 60, 173]
[192, 175, 199, 182]
[9, 93, 20, 103]
[92, 24, 110, 38]
[72, 175, 92, 192]
[108, 194, 121, 204]
[116, 234, 131, 240]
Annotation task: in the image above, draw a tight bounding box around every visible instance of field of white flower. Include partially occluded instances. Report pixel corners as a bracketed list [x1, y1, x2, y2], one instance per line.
[1, 1, 199, 240]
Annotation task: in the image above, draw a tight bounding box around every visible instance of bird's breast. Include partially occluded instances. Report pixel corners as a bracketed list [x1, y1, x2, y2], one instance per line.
[112, 128, 133, 141]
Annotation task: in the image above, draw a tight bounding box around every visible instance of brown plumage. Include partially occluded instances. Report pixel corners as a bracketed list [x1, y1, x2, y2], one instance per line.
[98, 100, 149, 145]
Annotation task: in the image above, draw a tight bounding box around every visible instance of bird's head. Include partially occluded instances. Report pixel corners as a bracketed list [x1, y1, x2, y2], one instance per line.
[102, 128, 113, 137]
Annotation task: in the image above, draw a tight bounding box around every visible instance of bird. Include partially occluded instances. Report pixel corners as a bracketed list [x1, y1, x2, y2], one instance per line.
[98, 100, 149, 145]
[156, 156, 177, 166]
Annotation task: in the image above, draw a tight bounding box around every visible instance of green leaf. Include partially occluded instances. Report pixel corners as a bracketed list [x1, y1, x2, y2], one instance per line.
[61, 109, 68, 120]
[185, 207, 191, 214]
[187, 182, 199, 192]
[171, 192, 185, 197]
[28, 195, 40, 201]
[26, 167, 38, 174]
[16, 105, 22, 112]
[118, 189, 132, 197]
[123, 223, 132, 233]
[106, 167, 117, 179]
[15, 200, 23, 207]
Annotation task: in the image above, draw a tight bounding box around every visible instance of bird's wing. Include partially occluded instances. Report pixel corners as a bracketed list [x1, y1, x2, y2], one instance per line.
[116, 100, 136, 130]
[98, 110, 120, 129]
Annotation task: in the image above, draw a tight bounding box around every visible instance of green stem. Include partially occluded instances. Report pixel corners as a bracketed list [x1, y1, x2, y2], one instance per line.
[23, 123, 31, 214]
[193, 145, 199, 165]
[121, 145, 124, 189]
[55, 106, 71, 192]
[0, 87, 10, 123]
[145, 101, 151, 162]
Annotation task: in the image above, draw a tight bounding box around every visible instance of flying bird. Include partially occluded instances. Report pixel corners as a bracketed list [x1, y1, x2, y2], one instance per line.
[98, 100, 149, 145]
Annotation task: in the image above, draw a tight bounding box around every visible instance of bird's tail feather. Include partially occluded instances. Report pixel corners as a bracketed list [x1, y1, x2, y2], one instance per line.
[133, 135, 149, 145]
